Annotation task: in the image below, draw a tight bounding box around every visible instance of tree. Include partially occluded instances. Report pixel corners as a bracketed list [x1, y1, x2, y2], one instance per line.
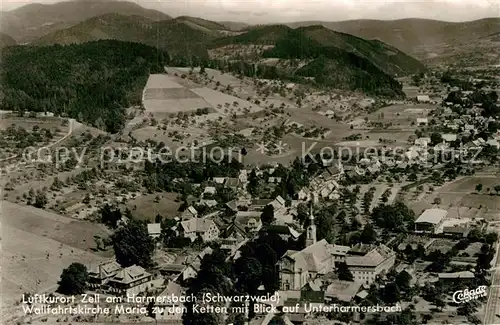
[476, 184, 483, 193]
[360, 223, 377, 244]
[57, 263, 89, 295]
[336, 262, 354, 281]
[111, 219, 155, 268]
[395, 271, 412, 292]
[234, 257, 263, 294]
[382, 282, 401, 304]
[100, 204, 122, 228]
[261, 204, 275, 224]
[34, 191, 47, 208]
[430, 132, 443, 145]
[435, 296, 446, 311]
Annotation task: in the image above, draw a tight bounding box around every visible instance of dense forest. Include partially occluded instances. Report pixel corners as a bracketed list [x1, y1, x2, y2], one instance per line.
[1, 40, 168, 133]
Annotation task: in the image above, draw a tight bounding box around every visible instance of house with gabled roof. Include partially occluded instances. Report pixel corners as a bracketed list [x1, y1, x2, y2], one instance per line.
[250, 199, 273, 210]
[181, 247, 213, 281]
[235, 211, 262, 233]
[179, 218, 219, 242]
[203, 186, 216, 197]
[198, 199, 218, 208]
[225, 199, 239, 212]
[181, 206, 198, 219]
[225, 177, 241, 190]
[414, 208, 447, 234]
[106, 265, 154, 296]
[155, 280, 186, 320]
[88, 260, 122, 288]
[325, 280, 362, 303]
[346, 244, 396, 285]
[270, 195, 286, 213]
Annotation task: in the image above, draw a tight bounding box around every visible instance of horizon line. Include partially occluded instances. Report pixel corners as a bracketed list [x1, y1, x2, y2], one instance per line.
[2, 0, 499, 24]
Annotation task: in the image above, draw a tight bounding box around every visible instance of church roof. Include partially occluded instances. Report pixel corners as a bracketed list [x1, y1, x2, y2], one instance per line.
[282, 239, 333, 273]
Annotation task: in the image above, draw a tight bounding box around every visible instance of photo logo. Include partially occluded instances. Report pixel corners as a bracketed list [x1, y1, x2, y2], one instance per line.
[452, 286, 487, 304]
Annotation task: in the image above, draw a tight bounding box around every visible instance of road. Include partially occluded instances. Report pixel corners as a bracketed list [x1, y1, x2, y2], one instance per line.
[483, 238, 500, 324]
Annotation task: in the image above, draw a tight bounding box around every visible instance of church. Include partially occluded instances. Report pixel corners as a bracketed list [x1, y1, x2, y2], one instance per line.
[277, 205, 396, 291]
[277, 205, 349, 291]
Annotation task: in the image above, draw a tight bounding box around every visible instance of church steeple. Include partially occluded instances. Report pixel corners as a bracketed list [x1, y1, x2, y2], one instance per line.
[305, 203, 317, 247]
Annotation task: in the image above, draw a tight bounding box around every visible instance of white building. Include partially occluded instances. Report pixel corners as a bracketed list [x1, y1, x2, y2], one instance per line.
[106, 265, 154, 296]
[147, 223, 162, 239]
[416, 95, 430, 103]
[416, 118, 428, 125]
[414, 208, 448, 234]
[414, 137, 431, 148]
[441, 134, 458, 143]
[179, 218, 220, 242]
[346, 244, 396, 285]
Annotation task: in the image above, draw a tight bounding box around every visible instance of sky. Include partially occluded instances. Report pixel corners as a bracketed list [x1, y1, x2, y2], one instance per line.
[1, 0, 499, 23]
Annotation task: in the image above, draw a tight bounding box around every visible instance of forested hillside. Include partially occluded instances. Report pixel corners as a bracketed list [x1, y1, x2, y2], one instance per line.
[33, 14, 221, 59]
[209, 25, 414, 97]
[0, 32, 16, 48]
[1, 0, 171, 42]
[1, 40, 168, 133]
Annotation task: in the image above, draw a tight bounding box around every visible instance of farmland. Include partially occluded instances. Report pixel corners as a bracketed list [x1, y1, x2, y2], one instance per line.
[417, 175, 500, 220]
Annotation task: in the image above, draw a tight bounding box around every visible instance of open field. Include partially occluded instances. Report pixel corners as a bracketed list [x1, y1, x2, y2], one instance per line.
[418, 176, 500, 220]
[142, 74, 210, 116]
[143, 74, 184, 89]
[173, 67, 245, 89]
[123, 192, 181, 222]
[143, 98, 211, 114]
[0, 116, 68, 131]
[366, 103, 433, 126]
[191, 87, 264, 115]
[142, 72, 264, 118]
[1, 201, 109, 305]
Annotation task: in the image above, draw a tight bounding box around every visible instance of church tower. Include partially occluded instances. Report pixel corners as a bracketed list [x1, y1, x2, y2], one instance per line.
[305, 203, 317, 247]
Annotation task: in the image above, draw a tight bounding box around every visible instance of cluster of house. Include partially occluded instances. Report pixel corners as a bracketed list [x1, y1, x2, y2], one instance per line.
[144, 161, 347, 250]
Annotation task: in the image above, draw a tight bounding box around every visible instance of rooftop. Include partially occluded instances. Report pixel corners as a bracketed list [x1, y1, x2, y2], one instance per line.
[415, 208, 448, 225]
[147, 223, 161, 235]
[180, 218, 217, 233]
[110, 265, 151, 284]
[325, 280, 362, 302]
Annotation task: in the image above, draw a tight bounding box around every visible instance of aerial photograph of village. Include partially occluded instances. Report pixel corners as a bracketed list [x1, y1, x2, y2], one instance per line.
[0, 0, 499, 324]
